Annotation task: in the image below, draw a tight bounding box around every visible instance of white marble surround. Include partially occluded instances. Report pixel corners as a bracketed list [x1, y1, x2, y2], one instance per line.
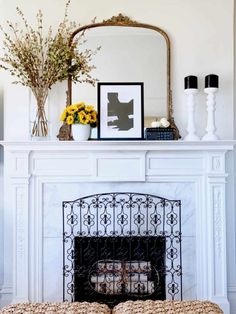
[0, 140, 234, 313]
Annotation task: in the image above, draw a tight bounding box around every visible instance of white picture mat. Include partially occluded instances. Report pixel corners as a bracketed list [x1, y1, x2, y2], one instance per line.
[99, 84, 143, 138]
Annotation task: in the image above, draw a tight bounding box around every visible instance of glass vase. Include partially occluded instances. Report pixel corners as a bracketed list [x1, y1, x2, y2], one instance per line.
[31, 94, 49, 138]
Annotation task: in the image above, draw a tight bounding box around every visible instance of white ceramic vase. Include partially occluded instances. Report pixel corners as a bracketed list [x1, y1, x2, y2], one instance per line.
[72, 124, 91, 141]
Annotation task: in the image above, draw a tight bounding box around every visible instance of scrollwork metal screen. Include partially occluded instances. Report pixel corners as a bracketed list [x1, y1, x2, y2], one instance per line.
[63, 192, 182, 306]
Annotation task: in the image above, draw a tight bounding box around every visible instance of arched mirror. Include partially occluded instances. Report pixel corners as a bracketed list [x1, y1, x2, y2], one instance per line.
[62, 14, 180, 140]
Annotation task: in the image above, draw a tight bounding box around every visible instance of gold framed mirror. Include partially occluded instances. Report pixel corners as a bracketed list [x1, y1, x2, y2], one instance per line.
[58, 14, 180, 140]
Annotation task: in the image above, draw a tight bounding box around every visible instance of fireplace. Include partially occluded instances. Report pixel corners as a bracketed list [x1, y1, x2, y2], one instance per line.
[0, 141, 232, 313]
[63, 192, 182, 307]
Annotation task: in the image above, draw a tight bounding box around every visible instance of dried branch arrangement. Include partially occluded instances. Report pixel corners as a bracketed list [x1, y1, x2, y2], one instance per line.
[0, 0, 99, 137]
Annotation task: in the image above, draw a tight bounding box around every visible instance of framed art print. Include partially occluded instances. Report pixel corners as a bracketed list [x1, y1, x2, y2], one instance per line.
[97, 82, 144, 140]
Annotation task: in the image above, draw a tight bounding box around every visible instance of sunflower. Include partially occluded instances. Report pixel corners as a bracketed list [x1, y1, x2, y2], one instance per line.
[66, 115, 74, 125]
[60, 109, 67, 121]
[67, 104, 78, 114]
[60, 102, 97, 127]
[77, 102, 85, 111]
[85, 105, 94, 113]
[78, 111, 89, 124]
[88, 112, 97, 124]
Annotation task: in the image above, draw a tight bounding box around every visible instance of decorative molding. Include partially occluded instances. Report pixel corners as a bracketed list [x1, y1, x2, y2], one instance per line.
[206, 153, 226, 175]
[103, 13, 137, 25]
[212, 156, 221, 171]
[213, 186, 223, 258]
[8, 151, 30, 177]
[94, 152, 146, 181]
[10, 151, 30, 303]
[13, 184, 29, 302]
[32, 152, 92, 176]
[228, 284, 236, 292]
[0, 285, 13, 294]
[16, 187, 26, 260]
[0, 286, 13, 309]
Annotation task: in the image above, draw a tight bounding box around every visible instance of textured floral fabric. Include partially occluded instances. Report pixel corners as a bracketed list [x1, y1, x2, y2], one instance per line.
[112, 300, 223, 314]
[0, 302, 111, 314]
[0, 300, 223, 314]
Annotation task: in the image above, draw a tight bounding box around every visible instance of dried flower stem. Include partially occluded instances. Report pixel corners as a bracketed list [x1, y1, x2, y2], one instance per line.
[0, 0, 99, 137]
[31, 90, 48, 136]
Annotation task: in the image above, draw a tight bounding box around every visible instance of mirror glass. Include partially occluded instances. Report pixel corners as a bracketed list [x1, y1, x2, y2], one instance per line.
[71, 26, 168, 127]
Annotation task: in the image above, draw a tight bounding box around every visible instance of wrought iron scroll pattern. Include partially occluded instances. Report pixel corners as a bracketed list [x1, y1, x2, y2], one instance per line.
[63, 193, 182, 303]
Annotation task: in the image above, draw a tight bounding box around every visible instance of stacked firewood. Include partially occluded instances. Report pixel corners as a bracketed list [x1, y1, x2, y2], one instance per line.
[90, 260, 155, 295]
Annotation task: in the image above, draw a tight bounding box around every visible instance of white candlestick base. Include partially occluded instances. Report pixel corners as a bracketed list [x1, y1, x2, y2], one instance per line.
[184, 134, 201, 141]
[184, 88, 200, 141]
[202, 133, 219, 141]
[202, 87, 219, 141]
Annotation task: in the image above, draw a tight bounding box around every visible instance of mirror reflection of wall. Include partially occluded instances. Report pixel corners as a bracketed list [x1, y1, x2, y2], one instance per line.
[72, 26, 167, 127]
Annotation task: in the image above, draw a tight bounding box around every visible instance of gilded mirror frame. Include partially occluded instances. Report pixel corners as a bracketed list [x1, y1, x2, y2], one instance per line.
[58, 14, 180, 140]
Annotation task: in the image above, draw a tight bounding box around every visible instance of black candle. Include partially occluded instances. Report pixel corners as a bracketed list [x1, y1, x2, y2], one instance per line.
[184, 75, 198, 89]
[205, 74, 219, 88]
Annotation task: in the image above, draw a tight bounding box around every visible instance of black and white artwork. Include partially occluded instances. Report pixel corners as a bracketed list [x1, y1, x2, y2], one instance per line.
[98, 83, 144, 140]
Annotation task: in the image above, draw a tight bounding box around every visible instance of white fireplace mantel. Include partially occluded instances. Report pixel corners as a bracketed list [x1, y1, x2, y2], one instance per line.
[1, 139, 235, 150]
[0, 140, 235, 313]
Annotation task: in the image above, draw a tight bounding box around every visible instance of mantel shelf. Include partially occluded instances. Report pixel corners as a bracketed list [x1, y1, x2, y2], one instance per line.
[0, 139, 235, 151]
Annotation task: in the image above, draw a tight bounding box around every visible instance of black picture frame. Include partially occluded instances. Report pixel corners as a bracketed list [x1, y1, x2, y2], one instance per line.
[97, 82, 144, 140]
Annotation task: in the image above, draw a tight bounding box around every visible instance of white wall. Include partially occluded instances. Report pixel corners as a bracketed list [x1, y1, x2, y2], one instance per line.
[0, 0, 5, 306]
[1, 0, 234, 140]
[230, 2, 236, 313]
[0, 0, 235, 311]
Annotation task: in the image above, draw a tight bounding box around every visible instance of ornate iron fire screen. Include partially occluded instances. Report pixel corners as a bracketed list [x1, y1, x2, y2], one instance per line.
[63, 192, 182, 307]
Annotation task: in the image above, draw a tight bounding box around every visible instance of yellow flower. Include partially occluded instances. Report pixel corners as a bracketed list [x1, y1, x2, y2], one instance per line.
[60, 102, 97, 126]
[66, 115, 74, 125]
[78, 111, 89, 124]
[60, 109, 67, 121]
[85, 105, 94, 113]
[77, 102, 85, 111]
[67, 105, 78, 114]
[88, 112, 97, 123]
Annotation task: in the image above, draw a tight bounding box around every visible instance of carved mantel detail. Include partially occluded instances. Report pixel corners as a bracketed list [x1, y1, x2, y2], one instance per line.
[213, 186, 223, 258]
[212, 156, 221, 171]
[16, 188, 25, 260]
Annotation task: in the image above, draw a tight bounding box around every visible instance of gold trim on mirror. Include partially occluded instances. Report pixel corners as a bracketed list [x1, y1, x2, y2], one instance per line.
[103, 14, 137, 25]
[57, 15, 180, 140]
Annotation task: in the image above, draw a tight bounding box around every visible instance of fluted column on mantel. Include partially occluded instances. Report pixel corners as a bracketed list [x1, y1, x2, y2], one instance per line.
[4, 150, 31, 303]
[205, 152, 229, 313]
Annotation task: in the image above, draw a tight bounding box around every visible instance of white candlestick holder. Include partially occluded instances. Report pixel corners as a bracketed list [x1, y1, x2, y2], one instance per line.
[202, 87, 219, 141]
[184, 88, 200, 141]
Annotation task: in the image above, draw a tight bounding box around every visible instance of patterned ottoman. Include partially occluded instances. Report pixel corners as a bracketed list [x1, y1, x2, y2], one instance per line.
[0, 300, 223, 313]
[0, 302, 111, 314]
[112, 300, 223, 314]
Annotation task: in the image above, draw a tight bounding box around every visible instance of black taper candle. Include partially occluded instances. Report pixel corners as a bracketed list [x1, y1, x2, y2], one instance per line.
[205, 74, 219, 88]
[184, 75, 198, 89]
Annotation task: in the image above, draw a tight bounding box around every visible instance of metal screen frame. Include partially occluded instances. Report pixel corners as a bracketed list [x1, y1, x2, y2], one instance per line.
[63, 192, 182, 305]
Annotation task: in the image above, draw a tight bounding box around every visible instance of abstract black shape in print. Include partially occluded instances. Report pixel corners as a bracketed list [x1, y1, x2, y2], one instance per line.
[107, 93, 134, 130]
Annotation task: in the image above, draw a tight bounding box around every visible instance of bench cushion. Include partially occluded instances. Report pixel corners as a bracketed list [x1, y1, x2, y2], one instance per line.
[0, 300, 223, 314]
[112, 300, 223, 314]
[0, 302, 111, 314]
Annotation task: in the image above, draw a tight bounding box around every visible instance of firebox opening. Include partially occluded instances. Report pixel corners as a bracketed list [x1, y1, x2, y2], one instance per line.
[74, 236, 166, 307]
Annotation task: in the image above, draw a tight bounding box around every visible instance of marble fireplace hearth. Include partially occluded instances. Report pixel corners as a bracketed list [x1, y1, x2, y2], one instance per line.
[0, 140, 234, 314]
